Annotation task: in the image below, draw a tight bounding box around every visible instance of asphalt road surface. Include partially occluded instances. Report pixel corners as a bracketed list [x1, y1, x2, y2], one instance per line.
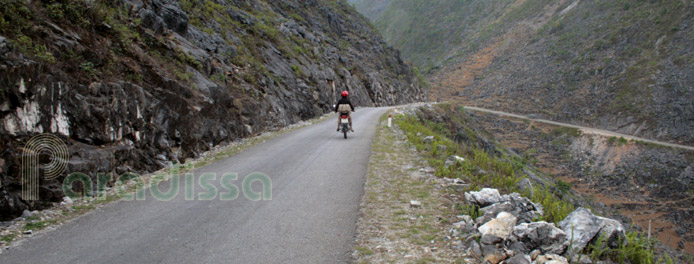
[0, 107, 388, 264]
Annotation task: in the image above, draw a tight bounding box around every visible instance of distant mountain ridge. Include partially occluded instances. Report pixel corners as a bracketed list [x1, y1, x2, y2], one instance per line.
[352, 0, 694, 145]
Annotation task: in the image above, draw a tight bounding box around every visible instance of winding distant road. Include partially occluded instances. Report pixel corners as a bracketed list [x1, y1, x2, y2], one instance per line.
[0, 108, 389, 264]
[463, 105, 694, 151]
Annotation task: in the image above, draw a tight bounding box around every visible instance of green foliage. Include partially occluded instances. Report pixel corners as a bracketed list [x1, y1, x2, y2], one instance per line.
[586, 230, 661, 264]
[125, 72, 143, 83]
[588, 233, 610, 260]
[210, 73, 226, 84]
[551, 126, 582, 137]
[0, 0, 34, 36]
[556, 179, 572, 194]
[612, 231, 657, 264]
[8, 34, 56, 64]
[288, 11, 306, 23]
[23, 221, 48, 231]
[607, 136, 617, 145]
[253, 22, 280, 42]
[291, 64, 305, 78]
[176, 50, 203, 71]
[243, 73, 257, 85]
[532, 185, 574, 223]
[355, 246, 374, 256]
[618, 137, 628, 146]
[456, 203, 481, 219]
[413, 67, 430, 89]
[45, 3, 64, 20]
[1, 234, 14, 243]
[292, 45, 306, 55]
[79, 62, 99, 77]
[337, 39, 352, 50]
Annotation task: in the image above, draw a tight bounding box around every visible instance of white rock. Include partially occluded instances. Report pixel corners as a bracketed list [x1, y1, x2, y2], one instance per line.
[456, 214, 473, 222]
[559, 207, 626, 252]
[410, 200, 422, 208]
[423, 136, 435, 143]
[62, 196, 73, 205]
[21, 210, 33, 218]
[535, 254, 568, 264]
[465, 188, 503, 206]
[444, 155, 465, 167]
[478, 212, 517, 238]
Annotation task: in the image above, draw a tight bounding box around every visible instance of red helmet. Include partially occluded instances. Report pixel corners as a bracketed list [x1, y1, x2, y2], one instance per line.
[341, 91, 349, 97]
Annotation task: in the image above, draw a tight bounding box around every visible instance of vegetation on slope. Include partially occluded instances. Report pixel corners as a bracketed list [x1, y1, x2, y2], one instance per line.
[395, 104, 674, 263]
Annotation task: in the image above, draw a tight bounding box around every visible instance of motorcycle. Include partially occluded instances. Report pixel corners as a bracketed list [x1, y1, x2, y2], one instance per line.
[340, 113, 350, 139]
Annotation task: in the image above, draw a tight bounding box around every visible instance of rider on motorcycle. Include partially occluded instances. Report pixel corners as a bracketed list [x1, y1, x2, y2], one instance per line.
[335, 91, 355, 132]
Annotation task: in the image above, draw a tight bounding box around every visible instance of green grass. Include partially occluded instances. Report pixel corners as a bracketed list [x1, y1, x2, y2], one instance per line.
[551, 127, 582, 137]
[355, 246, 374, 256]
[556, 179, 572, 194]
[290, 64, 305, 78]
[456, 203, 481, 219]
[71, 205, 96, 212]
[587, 230, 667, 264]
[23, 221, 49, 231]
[608, 136, 618, 145]
[1, 234, 15, 243]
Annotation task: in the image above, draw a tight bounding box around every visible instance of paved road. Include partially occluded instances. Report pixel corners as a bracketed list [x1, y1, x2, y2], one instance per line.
[463, 105, 694, 151]
[0, 108, 388, 264]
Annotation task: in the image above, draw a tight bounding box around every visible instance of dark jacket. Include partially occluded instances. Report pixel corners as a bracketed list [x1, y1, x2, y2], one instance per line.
[335, 98, 355, 113]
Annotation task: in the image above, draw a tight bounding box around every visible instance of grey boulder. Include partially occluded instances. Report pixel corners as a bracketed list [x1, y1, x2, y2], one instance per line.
[558, 207, 626, 253]
[513, 221, 568, 255]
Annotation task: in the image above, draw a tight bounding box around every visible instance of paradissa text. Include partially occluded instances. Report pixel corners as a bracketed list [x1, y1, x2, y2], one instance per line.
[62, 164, 272, 201]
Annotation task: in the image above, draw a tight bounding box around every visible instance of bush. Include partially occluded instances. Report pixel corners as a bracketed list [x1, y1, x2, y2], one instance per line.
[291, 64, 305, 78]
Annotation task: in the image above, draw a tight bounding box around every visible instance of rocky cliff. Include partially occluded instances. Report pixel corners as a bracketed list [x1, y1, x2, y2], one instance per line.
[354, 0, 694, 146]
[0, 0, 425, 219]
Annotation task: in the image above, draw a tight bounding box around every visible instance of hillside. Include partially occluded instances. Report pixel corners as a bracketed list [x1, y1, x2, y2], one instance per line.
[0, 0, 425, 219]
[353, 0, 694, 146]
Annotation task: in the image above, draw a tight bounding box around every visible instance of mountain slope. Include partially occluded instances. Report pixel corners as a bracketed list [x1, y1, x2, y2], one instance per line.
[353, 0, 694, 146]
[0, 0, 425, 219]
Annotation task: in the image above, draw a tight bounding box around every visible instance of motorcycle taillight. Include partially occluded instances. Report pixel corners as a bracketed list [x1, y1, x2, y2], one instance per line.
[341, 115, 348, 119]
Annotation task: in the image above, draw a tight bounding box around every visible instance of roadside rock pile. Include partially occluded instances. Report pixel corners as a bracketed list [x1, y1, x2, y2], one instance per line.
[452, 188, 627, 264]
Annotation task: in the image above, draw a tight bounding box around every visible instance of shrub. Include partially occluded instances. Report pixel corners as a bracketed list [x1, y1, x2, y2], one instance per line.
[291, 64, 305, 78]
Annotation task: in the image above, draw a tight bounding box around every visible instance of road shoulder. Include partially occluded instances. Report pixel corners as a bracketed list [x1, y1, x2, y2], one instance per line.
[352, 113, 467, 263]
